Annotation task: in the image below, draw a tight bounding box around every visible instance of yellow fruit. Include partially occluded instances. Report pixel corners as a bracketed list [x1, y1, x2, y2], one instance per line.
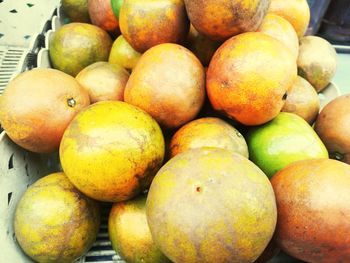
[60, 101, 165, 202]
[14, 172, 100, 263]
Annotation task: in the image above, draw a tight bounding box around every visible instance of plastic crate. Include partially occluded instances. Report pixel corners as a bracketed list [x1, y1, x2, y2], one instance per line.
[0, 5, 342, 263]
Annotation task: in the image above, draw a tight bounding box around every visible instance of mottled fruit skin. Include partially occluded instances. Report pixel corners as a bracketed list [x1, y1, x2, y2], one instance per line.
[186, 25, 222, 66]
[207, 32, 297, 126]
[14, 173, 100, 263]
[297, 36, 337, 92]
[282, 76, 320, 124]
[315, 94, 350, 164]
[124, 43, 205, 129]
[268, 0, 310, 38]
[257, 13, 299, 60]
[76, 62, 129, 103]
[146, 148, 277, 263]
[109, 195, 170, 263]
[109, 35, 141, 70]
[49, 23, 112, 77]
[88, 0, 119, 36]
[184, 0, 271, 41]
[271, 159, 350, 262]
[0, 68, 90, 153]
[247, 112, 328, 178]
[120, 0, 189, 53]
[60, 101, 165, 202]
[170, 117, 249, 158]
[62, 0, 90, 23]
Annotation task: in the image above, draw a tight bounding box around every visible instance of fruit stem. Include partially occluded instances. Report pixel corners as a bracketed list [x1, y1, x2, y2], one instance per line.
[67, 98, 76, 108]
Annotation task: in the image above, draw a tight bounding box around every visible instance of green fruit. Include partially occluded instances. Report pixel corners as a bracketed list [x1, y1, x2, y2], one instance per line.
[49, 23, 112, 77]
[109, 35, 141, 70]
[111, 0, 124, 18]
[247, 112, 328, 178]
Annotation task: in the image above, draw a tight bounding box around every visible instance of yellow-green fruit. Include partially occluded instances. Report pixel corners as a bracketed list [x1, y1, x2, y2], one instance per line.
[109, 35, 142, 70]
[62, 0, 90, 23]
[109, 195, 171, 263]
[147, 148, 277, 263]
[14, 172, 100, 263]
[49, 23, 112, 77]
[297, 36, 338, 92]
[76, 62, 130, 103]
[170, 117, 249, 158]
[60, 101, 165, 202]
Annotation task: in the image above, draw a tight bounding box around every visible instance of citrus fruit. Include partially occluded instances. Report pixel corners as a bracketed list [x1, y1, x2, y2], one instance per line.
[62, 0, 90, 23]
[0, 68, 90, 153]
[76, 61, 129, 103]
[59, 101, 165, 202]
[170, 117, 248, 158]
[124, 43, 205, 129]
[119, 0, 189, 52]
[271, 159, 350, 262]
[109, 195, 170, 263]
[184, 0, 271, 41]
[147, 148, 277, 263]
[207, 32, 297, 126]
[49, 22, 112, 77]
[14, 172, 100, 263]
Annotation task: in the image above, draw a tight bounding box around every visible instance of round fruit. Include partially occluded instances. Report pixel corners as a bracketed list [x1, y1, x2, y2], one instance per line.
[247, 112, 328, 178]
[109, 195, 170, 263]
[297, 36, 337, 92]
[254, 238, 280, 263]
[14, 172, 100, 263]
[271, 159, 350, 262]
[111, 0, 123, 18]
[186, 25, 222, 66]
[119, 0, 189, 53]
[49, 22, 112, 77]
[268, 0, 310, 38]
[0, 68, 90, 153]
[185, 0, 270, 41]
[282, 76, 320, 124]
[147, 148, 277, 263]
[60, 101, 165, 202]
[315, 94, 350, 164]
[124, 43, 205, 129]
[88, 0, 119, 36]
[257, 13, 299, 60]
[109, 35, 141, 70]
[62, 0, 90, 23]
[76, 62, 129, 103]
[170, 117, 248, 158]
[207, 32, 297, 126]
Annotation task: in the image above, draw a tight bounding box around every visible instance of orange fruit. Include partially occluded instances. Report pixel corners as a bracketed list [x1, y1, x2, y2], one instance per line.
[14, 172, 100, 263]
[257, 13, 299, 60]
[108, 35, 142, 70]
[76, 62, 129, 103]
[281, 76, 320, 124]
[88, 0, 120, 36]
[170, 117, 249, 158]
[146, 148, 277, 263]
[119, 0, 189, 53]
[124, 43, 205, 129]
[207, 32, 297, 126]
[0, 68, 90, 153]
[49, 23, 112, 77]
[59, 101, 164, 202]
[184, 0, 271, 41]
[109, 195, 170, 263]
[268, 0, 310, 38]
[271, 159, 350, 262]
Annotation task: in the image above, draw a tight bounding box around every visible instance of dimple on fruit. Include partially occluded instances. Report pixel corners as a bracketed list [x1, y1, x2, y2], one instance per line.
[59, 101, 165, 202]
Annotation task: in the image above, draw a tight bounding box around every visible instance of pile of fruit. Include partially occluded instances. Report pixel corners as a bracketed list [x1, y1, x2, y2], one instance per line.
[0, 0, 350, 262]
